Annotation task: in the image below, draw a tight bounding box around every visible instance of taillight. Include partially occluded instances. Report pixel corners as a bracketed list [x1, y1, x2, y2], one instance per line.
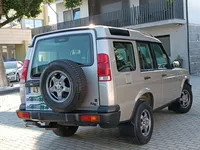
[20, 60, 30, 84]
[81, 115, 100, 122]
[17, 112, 30, 119]
[98, 54, 112, 81]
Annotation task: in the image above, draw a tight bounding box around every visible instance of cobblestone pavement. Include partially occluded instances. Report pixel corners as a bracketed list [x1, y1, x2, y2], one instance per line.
[0, 76, 200, 150]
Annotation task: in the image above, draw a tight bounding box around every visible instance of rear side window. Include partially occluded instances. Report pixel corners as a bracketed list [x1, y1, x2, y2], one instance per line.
[31, 34, 93, 77]
[114, 42, 136, 72]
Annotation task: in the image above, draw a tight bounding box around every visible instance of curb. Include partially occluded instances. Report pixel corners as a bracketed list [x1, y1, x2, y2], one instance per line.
[0, 87, 20, 95]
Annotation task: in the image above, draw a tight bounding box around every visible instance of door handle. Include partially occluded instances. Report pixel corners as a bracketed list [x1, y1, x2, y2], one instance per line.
[144, 76, 151, 80]
[162, 74, 167, 77]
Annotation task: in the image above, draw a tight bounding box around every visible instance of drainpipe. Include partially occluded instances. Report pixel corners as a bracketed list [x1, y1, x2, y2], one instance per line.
[186, 0, 191, 74]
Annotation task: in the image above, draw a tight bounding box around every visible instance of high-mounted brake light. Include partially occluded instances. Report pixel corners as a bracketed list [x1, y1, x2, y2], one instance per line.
[20, 60, 30, 84]
[98, 54, 112, 81]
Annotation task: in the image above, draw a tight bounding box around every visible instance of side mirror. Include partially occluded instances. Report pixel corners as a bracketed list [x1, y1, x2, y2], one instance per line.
[172, 61, 181, 68]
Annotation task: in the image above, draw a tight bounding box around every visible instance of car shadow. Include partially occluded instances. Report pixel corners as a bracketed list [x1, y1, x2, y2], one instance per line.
[1, 108, 200, 150]
[0, 111, 40, 131]
[34, 109, 192, 150]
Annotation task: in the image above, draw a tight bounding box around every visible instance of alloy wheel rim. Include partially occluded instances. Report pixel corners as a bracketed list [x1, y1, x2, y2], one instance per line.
[180, 89, 190, 108]
[46, 71, 72, 103]
[140, 109, 151, 137]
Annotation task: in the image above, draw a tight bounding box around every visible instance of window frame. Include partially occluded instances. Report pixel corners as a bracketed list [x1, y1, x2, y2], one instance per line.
[136, 41, 156, 72]
[63, 8, 80, 22]
[150, 42, 172, 70]
[73, 8, 80, 20]
[30, 33, 94, 78]
[24, 19, 44, 28]
[113, 41, 136, 73]
[63, 10, 73, 22]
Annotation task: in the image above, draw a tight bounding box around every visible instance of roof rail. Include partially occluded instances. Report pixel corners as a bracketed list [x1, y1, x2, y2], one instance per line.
[126, 27, 154, 37]
[141, 32, 154, 37]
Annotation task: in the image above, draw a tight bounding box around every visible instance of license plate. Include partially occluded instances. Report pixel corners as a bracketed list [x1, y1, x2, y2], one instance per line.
[26, 87, 51, 111]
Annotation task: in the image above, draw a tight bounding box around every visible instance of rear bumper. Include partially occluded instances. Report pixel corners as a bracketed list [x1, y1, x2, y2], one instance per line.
[17, 104, 121, 128]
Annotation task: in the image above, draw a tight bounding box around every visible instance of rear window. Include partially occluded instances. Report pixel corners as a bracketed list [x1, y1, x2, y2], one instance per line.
[31, 34, 93, 77]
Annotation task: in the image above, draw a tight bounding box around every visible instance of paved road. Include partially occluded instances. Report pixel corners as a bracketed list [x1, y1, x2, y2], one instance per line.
[0, 76, 200, 150]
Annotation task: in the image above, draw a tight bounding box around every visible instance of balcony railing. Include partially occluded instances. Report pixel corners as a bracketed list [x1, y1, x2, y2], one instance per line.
[32, 0, 184, 36]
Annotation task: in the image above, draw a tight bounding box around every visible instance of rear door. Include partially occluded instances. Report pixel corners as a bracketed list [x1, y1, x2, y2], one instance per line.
[150, 43, 179, 104]
[136, 42, 163, 108]
[112, 40, 139, 121]
[26, 30, 99, 111]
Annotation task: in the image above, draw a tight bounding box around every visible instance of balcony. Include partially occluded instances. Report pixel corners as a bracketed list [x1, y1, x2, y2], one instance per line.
[32, 0, 185, 36]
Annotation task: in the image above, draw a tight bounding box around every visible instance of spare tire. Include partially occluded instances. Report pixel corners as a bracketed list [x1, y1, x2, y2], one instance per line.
[40, 60, 87, 112]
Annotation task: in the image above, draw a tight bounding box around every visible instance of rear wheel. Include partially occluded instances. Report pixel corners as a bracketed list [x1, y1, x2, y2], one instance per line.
[132, 102, 153, 145]
[53, 125, 78, 137]
[168, 84, 193, 113]
[119, 101, 154, 145]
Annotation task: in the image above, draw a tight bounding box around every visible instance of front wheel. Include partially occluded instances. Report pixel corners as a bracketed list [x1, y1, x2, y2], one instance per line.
[168, 84, 193, 113]
[53, 125, 78, 137]
[16, 73, 20, 82]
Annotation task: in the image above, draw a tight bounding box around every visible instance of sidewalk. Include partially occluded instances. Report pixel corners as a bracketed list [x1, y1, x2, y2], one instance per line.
[0, 82, 20, 95]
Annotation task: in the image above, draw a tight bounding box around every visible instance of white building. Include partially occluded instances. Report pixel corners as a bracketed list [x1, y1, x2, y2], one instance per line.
[33, 0, 200, 73]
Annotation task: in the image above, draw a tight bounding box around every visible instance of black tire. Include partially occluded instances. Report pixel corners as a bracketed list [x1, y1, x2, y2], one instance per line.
[53, 125, 78, 137]
[40, 60, 87, 112]
[168, 84, 193, 113]
[132, 102, 154, 145]
[16, 73, 20, 82]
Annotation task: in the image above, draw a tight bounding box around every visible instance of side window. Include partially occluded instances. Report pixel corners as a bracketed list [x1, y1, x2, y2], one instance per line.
[114, 42, 136, 72]
[151, 43, 171, 69]
[137, 42, 154, 71]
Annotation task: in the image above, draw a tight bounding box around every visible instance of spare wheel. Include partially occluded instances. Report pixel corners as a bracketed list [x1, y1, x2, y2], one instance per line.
[40, 60, 87, 112]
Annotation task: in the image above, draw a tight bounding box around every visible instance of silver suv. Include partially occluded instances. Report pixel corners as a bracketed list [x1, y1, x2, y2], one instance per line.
[17, 26, 192, 145]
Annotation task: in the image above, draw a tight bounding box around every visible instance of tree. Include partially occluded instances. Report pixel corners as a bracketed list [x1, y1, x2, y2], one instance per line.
[64, 0, 82, 9]
[0, 0, 55, 87]
[0, 0, 81, 87]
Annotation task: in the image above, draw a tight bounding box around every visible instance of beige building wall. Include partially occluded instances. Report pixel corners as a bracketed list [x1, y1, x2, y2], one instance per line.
[0, 29, 31, 45]
[43, 5, 49, 26]
[0, 28, 31, 61]
[36, 5, 49, 26]
[15, 41, 29, 61]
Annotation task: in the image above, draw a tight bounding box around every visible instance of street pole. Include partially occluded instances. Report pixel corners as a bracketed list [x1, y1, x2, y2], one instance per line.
[186, 0, 191, 74]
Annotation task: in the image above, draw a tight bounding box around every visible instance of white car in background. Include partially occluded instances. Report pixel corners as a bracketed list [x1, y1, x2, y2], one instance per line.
[4, 61, 23, 82]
